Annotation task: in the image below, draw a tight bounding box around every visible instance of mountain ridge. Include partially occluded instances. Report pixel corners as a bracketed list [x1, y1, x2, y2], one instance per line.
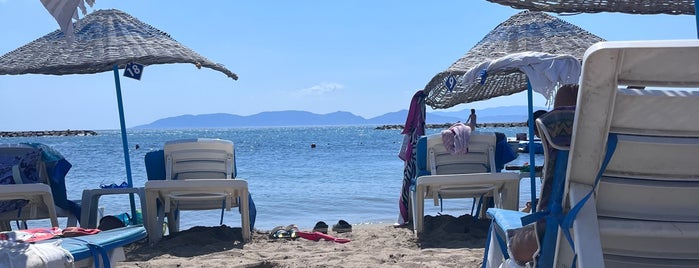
[133, 105, 546, 129]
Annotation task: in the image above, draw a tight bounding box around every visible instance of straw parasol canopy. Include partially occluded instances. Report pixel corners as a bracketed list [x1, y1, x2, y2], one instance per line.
[423, 11, 605, 109]
[486, 0, 695, 15]
[0, 9, 237, 80]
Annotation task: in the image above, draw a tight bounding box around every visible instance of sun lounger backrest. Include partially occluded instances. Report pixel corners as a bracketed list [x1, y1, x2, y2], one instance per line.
[564, 40, 699, 264]
[164, 138, 235, 180]
[0, 145, 50, 215]
[0, 145, 49, 185]
[425, 132, 496, 175]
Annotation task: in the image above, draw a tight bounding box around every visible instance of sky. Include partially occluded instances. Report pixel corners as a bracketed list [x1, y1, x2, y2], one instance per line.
[0, 1, 696, 131]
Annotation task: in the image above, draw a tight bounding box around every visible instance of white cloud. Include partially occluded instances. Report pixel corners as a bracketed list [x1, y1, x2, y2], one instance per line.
[300, 82, 345, 95]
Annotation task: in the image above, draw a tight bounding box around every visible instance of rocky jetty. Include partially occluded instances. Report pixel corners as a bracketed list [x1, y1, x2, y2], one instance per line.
[0, 130, 98, 137]
[375, 122, 528, 130]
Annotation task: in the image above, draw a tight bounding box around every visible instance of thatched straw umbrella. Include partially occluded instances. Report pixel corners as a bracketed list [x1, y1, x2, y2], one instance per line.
[424, 11, 604, 109]
[0, 9, 237, 218]
[0, 9, 237, 78]
[418, 11, 604, 214]
[486, 0, 698, 37]
[486, 0, 695, 15]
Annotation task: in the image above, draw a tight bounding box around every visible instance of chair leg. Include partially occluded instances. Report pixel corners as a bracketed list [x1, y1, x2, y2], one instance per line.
[167, 208, 180, 234]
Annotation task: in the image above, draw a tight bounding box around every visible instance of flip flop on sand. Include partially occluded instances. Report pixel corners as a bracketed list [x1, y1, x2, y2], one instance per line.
[269, 225, 298, 239]
[312, 221, 328, 234]
[332, 220, 352, 233]
[296, 231, 350, 244]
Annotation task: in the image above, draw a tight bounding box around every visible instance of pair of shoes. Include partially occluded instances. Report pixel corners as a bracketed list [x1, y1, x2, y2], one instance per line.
[331, 220, 352, 233]
[313, 221, 329, 234]
[269, 224, 298, 239]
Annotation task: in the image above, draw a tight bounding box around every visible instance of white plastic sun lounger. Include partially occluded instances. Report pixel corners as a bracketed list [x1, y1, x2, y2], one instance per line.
[0, 144, 79, 230]
[411, 132, 520, 235]
[551, 40, 699, 267]
[144, 138, 251, 243]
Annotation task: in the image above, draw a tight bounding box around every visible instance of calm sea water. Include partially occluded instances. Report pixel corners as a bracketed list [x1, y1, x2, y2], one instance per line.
[1, 126, 543, 231]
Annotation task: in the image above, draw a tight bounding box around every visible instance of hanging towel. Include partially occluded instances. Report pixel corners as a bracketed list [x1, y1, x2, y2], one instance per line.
[441, 123, 471, 155]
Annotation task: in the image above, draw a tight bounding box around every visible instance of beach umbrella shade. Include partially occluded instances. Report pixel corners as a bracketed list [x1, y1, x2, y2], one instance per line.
[486, 0, 695, 15]
[420, 10, 604, 213]
[423, 11, 603, 108]
[0, 8, 238, 220]
[485, 0, 698, 36]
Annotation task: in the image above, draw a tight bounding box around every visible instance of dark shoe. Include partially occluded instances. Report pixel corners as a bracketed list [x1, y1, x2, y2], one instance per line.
[313, 221, 328, 234]
[97, 215, 126, 231]
[332, 220, 352, 233]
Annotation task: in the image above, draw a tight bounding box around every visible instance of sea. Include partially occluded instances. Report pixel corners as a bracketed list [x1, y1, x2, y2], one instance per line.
[1, 125, 543, 231]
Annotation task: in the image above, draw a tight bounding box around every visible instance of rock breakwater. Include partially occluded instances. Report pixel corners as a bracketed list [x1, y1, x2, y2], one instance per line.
[0, 130, 98, 137]
[375, 122, 527, 130]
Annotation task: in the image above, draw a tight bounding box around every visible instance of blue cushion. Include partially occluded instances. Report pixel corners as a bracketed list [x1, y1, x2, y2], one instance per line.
[41, 225, 146, 261]
[415, 136, 429, 177]
[144, 150, 166, 180]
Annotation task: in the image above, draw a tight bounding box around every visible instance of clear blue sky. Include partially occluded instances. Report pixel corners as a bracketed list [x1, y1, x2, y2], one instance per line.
[1, 1, 696, 131]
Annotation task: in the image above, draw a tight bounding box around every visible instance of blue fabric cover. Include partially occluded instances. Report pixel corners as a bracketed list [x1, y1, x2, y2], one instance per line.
[414, 136, 430, 178]
[494, 132, 518, 172]
[144, 150, 166, 181]
[40, 225, 146, 261]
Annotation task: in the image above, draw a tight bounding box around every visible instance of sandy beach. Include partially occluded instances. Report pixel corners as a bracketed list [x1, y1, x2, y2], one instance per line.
[118, 214, 489, 268]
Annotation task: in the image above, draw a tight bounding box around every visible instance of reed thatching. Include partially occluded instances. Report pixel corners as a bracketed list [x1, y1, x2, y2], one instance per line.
[486, 0, 695, 15]
[424, 11, 604, 109]
[0, 9, 237, 80]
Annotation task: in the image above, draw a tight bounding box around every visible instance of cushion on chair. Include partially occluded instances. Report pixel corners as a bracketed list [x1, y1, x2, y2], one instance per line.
[145, 150, 166, 181]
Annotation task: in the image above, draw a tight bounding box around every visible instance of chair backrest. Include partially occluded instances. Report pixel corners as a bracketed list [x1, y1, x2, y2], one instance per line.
[0, 144, 50, 214]
[164, 138, 235, 180]
[424, 132, 497, 175]
[0, 144, 49, 185]
[567, 40, 699, 263]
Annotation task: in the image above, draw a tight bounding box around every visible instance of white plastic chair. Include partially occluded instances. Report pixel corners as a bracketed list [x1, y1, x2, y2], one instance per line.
[411, 132, 520, 235]
[144, 138, 251, 243]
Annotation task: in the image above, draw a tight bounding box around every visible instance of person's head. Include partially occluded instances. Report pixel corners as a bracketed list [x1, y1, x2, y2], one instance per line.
[554, 84, 579, 108]
[528, 110, 548, 138]
[470, 108, 475, 114]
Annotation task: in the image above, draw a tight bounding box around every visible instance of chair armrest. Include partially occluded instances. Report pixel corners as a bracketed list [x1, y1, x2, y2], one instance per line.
[487, 208, 528, 232]
[416, 172, 520, 186]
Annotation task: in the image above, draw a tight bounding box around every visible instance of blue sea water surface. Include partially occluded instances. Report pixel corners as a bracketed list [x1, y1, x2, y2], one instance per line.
[1, 126, 543, 231]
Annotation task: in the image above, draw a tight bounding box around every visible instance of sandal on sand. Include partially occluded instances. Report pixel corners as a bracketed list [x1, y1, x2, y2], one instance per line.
[332, 220, 352, 233]
[297, 231, 350, 244]
[269, 225, 298, 239]
[313, 221, 328, 234]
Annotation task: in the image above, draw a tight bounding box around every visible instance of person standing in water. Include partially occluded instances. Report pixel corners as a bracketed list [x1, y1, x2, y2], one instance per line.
[466, 108, 477, 130]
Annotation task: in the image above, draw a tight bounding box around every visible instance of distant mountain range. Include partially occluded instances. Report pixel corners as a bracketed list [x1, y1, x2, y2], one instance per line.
[133, 105, 546, 129]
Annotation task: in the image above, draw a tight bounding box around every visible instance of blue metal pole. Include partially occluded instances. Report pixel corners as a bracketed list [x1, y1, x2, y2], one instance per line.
[526, 80, 537, 212]
[113, 64, 137, 223]
[695, 0, 698, 38]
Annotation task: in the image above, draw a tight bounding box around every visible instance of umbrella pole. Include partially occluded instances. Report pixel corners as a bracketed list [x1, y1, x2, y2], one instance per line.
[113, 64, 138, 223]
[695, 0, 699, 38]
[526, 79, 537, 212]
